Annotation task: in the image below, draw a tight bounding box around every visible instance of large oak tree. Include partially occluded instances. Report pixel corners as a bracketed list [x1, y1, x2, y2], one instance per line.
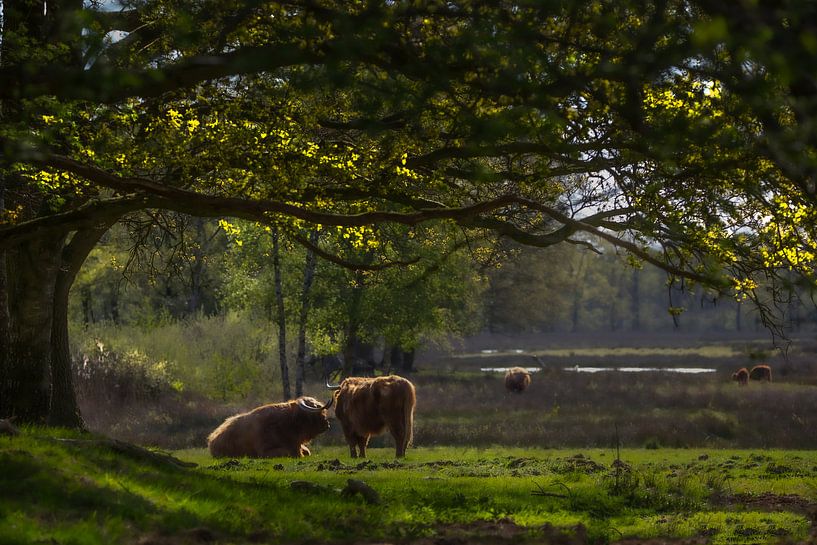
[2, 0, 817, 426]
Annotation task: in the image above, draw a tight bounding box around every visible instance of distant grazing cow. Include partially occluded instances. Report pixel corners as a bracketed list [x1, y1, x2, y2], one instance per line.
[331, 375, 416, 458]
[749, 364, 772, 382]
[505, 367, 531, 393]
[732, 367, 749, 386]
[207, 396, 333, 458]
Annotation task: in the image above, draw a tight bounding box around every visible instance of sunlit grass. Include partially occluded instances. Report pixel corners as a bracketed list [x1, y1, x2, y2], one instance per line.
[4, 431, 815, 545]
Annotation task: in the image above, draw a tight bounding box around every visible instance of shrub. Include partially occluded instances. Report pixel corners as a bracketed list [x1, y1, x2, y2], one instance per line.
[72, 311, 281, 402]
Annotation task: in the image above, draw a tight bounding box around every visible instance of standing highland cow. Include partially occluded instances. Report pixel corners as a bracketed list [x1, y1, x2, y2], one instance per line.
[208, 396, 333, 458]
[749, 364, 772, 382]
[732, 367, 749, 385]
[504, 367, 531, 393]
[331, 375, 416, 458]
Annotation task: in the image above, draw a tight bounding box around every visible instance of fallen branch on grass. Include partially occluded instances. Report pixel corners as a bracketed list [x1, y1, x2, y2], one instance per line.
[531, 481, 570, 498]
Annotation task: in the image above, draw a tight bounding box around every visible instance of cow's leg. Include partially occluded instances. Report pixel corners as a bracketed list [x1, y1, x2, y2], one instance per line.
[345, 431, 361, 457]
[261, 446, 291, 458]
[388, 418, 408, 457]
[357, 435, 370, 458]
[260, 440, 303, 458]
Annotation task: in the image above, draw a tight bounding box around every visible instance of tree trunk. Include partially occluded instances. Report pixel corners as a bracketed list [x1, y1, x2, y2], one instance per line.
[81, 285, 94, 324]
[570, 264, 585, 333]
[49, 224, 112, 428]
[401, 348, 415, 374]
[631, 267, 641, 331]
[342, 271, 365, 377]
[294, 230, 318, 397]
[272, 228, 291, 400]
[0, 235, 66, 423]
[735, 300, 742, 332]
[609, 266, 623, 331]
[0, 179, 10, 412]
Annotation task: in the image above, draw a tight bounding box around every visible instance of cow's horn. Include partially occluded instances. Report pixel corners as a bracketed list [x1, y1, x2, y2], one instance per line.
[297, 398, 326, 413]
[325, 379, 341, 390]
[321, 396, 334, 410]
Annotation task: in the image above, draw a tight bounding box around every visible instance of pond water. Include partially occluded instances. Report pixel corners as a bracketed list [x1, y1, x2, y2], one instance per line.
[480, 366, 717, 374]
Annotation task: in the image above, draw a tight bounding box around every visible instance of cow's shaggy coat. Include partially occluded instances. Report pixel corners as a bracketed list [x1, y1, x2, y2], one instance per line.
[333, 375, 416, 458]
[207, 397, 331, 458]
[504, 367, 531, 393]
[749, 364, 772, 382]
[732, 367, 749, 385]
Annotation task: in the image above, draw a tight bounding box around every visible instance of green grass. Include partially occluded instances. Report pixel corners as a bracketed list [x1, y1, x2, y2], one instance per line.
[2, 430, 816, 545]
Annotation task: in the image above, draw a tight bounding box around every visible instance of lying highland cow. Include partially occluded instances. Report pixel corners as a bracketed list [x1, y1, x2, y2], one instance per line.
[732, 367, 749, 386]
[331, 375, 416, 458]
[749, 364, 772, 382]
[504, 367, 531, 393]
[208, 396, 332, 458]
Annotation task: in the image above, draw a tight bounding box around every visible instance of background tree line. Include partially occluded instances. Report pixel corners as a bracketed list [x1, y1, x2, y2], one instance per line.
[75, 216, 812, 339]
[68, 214, 814, 405]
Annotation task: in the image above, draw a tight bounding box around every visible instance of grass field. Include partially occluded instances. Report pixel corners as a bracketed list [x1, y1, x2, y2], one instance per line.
[2, 430, 816, 545]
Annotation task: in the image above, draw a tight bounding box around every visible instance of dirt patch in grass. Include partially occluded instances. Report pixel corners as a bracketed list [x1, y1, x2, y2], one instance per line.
[718, 492, 817, 518]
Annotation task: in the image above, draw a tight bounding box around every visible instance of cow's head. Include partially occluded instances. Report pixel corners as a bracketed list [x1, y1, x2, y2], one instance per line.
[295, 396, 334, 436]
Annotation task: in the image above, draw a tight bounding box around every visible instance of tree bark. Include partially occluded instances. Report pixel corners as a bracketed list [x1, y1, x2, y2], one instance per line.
[631, 267, 641, 331]
[294, 230, 318, 397]
[272, 227, 291, 400]
[49, 223, 113, 428]
[0, 235, 66, 423]
[0, 178, 10, 412]
[342, 271, 365, 377]
[401, 348, 415, 374]
[735, 300, 742, 332]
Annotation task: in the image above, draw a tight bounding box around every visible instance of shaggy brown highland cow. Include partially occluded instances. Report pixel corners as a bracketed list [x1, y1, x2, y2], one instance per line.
[732, 367, 749, 385]
[207, 396, 332, 458]
[749, 364, 772, 382]
[504, 367, 531, 393]
[331, 375, 416, 458]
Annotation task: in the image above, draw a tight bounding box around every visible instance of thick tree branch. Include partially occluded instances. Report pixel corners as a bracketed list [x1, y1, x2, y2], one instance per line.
[1, 43, 324, 103]
[20, 153, 724, 285]
[0, 195, 153, 249]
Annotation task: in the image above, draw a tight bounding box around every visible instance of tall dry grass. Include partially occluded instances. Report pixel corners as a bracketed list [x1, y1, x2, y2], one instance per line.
[72, 325, 817, 450]
[77, 363, 817, 450]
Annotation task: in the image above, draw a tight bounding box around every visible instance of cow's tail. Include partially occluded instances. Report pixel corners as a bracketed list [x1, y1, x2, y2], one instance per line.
[401, 379, 416, 450]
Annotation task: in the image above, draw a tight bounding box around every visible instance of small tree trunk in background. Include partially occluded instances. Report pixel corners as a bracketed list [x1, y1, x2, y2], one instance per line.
[569, 253, 587, 333]
[294, 230, 318, 397]
[342, 272, 365, 377]
[631, 267, 641, 331]
[187, 252, 205, 315]
[401, 348, 415, 373]
[735, 300, 742, 332]
[81, 285, 94, 324]
[609, 266, 623, 331]
[381, 343, 394, 372]
[272, 228, 291, 400]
